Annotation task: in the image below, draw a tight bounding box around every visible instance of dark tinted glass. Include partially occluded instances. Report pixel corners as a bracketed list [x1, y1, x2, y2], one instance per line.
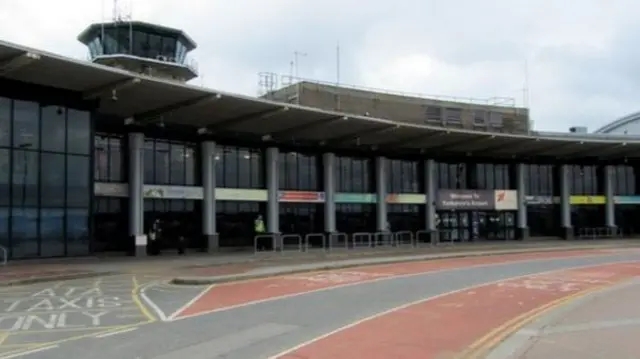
[0, 149, 8, 206]
[67, 155, 90, 207]
[12, 100, 39, 150]
[41, 105, 66, 152]
[66, 109, 90, 154]
[41, 153, 66, 207]
[0, 97, 10, 147]
[40, 208, 64, 257]
[11, 150, 39, 206]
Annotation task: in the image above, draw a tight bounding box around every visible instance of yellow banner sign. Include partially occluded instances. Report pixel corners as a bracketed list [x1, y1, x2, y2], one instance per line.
[569, 196, 605, 205]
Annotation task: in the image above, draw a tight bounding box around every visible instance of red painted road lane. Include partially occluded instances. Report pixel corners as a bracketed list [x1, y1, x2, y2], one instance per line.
[173, 249, 609, 319]
[275, 261, 640, 359]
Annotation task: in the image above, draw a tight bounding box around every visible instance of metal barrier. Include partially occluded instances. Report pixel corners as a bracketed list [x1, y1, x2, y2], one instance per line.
[438, 229, 456, 245]
[373, 232, 394, 247]
[280, 234, 303, 252]
[415, 230, 433, 246]
[576, 227, 624, 240]
[351, 232, 372, 249]
[253, 234, 277, 255]
[0, 245, 6, 266]
[329, 232, 348, 251]
[304, 233, 327, 251]
[394, 231, 415, 247]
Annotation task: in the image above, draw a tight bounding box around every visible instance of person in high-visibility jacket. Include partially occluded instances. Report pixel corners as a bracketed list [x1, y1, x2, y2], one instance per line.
[254, 215, 267, 250]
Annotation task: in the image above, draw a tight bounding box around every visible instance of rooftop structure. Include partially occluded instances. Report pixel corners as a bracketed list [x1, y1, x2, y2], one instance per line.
[259, 74, 531, 134]
[77, 20, 198, 82]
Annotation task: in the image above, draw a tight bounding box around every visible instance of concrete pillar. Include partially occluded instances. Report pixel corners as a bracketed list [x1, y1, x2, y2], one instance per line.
[323, 153, 336, 233]
[128, 132, 145, 256]
[425, 159, 438, 244]
[516, 163, 529, 240]
[375, 156, 388, 232]
[560, 164, 572, 239]
[201, 141, 218, 252]
[604, 165, 616, 228]
[266, 147, 280, 248]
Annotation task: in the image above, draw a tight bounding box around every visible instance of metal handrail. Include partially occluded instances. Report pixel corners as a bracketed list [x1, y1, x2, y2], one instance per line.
[328, 232, 348, 251]
[373, 232, 394, 247]
[394, 231, 415, 247]
[351, 232, 372, 249]
[415, 230, 433, 246]
[254, 234, 277, 254]
[0, 245, 6, 266]
[438, 229, 456, 245]
[280, 234, 303, 253]
[304, 233, 326, 251]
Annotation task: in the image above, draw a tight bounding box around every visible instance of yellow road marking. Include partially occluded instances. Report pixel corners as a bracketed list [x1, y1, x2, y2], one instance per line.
[132, 276, 156, 322]
[0, 332, 7, 346]
[461, 278, 631, 358]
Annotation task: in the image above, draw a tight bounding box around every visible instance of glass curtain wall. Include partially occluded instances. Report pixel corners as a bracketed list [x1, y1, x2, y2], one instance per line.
[613, 165, 637, 234]
[387, 159, 422, 232]
[0, 97, 92, 259]
[335, 155, 375, 234]
[525, 164, 557, 236]
[569, 164, 603, 230]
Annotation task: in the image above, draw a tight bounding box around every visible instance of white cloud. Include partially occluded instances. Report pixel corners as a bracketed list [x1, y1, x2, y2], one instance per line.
[1, 0, 639, 131]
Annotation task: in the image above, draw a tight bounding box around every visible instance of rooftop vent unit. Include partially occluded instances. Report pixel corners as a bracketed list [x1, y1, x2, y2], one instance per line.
[569, 126, 588, 134]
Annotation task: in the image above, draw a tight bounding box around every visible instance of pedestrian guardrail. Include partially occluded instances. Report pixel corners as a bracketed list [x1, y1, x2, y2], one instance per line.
[253, 234, 277, 255]
[281, 234, 303, 252]
[351, 232, 372, 248]
[373, 232, 394, 247]
[415, 230, 433, 246]
[394, 231, 415, 247]
[329, 232, 348, 250]
[304, 233, 326, 251]
[0, 245, 7, 266]
[438, 229, 456, 245]
[576, 227, 623, 240]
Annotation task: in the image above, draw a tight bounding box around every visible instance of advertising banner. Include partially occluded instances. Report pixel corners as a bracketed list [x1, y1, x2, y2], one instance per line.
[525, 195, 556, 205]
[386, 193, 427, 204]
[279, 191, 325, 203]
[335, 193, 377, 204]
[614, 196, 640, 204]
[569, 195, 605, 205]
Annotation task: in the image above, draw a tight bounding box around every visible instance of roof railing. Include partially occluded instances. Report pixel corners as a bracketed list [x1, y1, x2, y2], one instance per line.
[259, 72, 518, 108]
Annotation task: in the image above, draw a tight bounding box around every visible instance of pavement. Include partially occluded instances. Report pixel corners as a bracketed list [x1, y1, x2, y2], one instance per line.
[2, 239, 639, 287]
[0, 247, 638, 358]
[0, 241, 638, 358]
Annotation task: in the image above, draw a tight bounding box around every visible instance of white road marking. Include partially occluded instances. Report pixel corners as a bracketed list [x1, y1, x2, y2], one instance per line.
[0, 345, 58, 359]
[167, 284, 216, 321]
[94, 326, 138, 338]
[139, 281, 170, 322]
[266, 260, 639, 359]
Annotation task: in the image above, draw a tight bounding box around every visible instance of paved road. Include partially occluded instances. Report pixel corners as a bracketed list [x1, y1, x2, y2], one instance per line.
[1, 250, 638, 359]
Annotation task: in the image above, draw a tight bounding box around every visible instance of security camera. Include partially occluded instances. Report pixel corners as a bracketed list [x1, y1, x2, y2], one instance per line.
[111, 89, 118, 102]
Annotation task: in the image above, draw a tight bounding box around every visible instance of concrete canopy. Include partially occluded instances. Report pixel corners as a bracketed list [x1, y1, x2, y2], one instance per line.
[1, 39, 640, 160]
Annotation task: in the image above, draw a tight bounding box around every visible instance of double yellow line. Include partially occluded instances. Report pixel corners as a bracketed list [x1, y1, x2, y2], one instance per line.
[460, 279, 628, 359]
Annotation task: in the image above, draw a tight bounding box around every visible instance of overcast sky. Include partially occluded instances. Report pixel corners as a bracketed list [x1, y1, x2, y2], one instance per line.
[0, 0, 638, 132]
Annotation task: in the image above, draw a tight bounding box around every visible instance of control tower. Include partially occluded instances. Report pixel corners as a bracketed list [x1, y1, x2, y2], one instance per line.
[77, 20, 198, 82]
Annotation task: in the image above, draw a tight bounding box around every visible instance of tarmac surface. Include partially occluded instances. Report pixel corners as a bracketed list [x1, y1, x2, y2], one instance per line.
[0, 247, 638, 358]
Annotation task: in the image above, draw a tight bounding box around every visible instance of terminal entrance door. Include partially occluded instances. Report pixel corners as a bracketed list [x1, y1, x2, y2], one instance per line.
[439, 211, 515, 242]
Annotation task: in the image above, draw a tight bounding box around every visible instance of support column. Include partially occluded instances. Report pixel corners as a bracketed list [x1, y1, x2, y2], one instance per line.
[604, 165, 616, 229]
[323, 153, 336, 233]
[560, 164, 573, 239]
[201, 141, 218, 252]
[375, 156, 388, 232]
[128, 132, 145, 256]
[516, 163, 529, 240]
[266, 147, 280, 249]
[425, 159, 438, 244]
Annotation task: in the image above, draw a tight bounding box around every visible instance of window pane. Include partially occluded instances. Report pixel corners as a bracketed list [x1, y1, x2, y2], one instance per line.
[11, 207, 39, 258]
[0, 149, 8, 206]
[0, 207, 8, 253]
[12, 100, 39, 150]
[108, 137, 123, 181]
[170, 143, 185, 184]
[185, 146, 195, 185]
[12, 150, 39, 207]
[40, 208, 64, 257]
[41, 153, 66, 207]
[67, 155, 90, 207]
[0, 97, 10, 147]
[66, 208, 89, 255]
[41, 105, 66, 152]
[155, 141, 170, 184]
[67, 109, 90, 154]
[144, 140, 155, 183]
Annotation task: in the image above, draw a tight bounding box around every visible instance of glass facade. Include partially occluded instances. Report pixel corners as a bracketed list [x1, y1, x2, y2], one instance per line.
[215, 146, 264, 189]
[525, 164, 558, 237]
[0, 97, 91, 258]
[143, 138, 197, 186]
[94, 134, 124, 182]
[335, 155, 372, 192]
[387, 159, 420, 193]
[278, 151, 319, 190]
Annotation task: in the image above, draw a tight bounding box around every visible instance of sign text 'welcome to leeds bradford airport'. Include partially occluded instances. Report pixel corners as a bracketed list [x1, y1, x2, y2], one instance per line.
[436, 189, 518, 210]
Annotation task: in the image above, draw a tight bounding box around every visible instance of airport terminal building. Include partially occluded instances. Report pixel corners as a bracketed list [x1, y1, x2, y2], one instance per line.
[1, 21, 640, 260]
